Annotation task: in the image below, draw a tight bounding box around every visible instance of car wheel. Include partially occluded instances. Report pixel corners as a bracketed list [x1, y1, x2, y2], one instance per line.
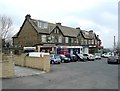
[61, 60, 64, 63]
[107, 61, 110, 64]
[87, 58, 90, 61]
[58, 62, 61, 64]
[117, 60, 119, 64]
[51, 60, 54, 64]
[118, 61, 120, 64]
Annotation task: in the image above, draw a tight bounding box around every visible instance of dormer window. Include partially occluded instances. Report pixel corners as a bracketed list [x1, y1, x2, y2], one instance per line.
[38, 21, 48, 29]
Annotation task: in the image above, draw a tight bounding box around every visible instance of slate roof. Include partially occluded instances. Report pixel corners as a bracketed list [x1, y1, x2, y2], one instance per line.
[13, 14, 100, 41]
[57, 25, 80, 37]
[30, 18, 80, 37]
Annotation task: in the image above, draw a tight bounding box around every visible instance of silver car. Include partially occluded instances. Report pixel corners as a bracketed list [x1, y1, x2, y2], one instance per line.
[50, 54, 61, 64]
[95, 53, 101, 60]
[83, 54, 95, 61]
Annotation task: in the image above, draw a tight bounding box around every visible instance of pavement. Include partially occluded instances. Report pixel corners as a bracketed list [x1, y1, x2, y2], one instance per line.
[14, 66, 46, 77]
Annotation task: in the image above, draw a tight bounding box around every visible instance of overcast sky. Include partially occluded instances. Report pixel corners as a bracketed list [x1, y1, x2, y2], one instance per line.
[0, 0, 119, 48]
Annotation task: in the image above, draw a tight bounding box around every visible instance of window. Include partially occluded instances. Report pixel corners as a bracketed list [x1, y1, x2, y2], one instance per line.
[54, 29, 56, 33]
[58, 36, 62, 43]
[89, 40, 91, 44]
[81, 39, 83, 45]
[51, 36, 55, 42]
[95, 40, 97, 45]
[65, 37, 69, 43]
[98, 41, 100, 45]
[92, 40, 94, 44]
[54, 28, 59, 34]
[76, 39, 79, 44]
[41, 35, 46, 42]
[84, 39, 87, 45]
[38, 21, 48, 29]
[71, 38, 73, 43]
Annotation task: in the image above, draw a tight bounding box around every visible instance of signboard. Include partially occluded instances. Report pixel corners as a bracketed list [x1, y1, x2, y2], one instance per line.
[60, 46, 83, 48]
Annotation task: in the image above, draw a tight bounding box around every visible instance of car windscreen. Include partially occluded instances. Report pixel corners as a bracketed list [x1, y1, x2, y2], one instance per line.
[95, 53, 101, 56]
[61, 55, 66, 58]
[77, 54, 82, 56]
[109, 56, 118, 59]
[50, 55, 53, 58]
[89, 54, 94, 56]
[55, 55, 60, 58]
[83, 54, 88, 56]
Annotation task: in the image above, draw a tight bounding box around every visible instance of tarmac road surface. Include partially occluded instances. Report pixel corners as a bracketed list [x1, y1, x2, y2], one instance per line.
[2, 58, 119, 89]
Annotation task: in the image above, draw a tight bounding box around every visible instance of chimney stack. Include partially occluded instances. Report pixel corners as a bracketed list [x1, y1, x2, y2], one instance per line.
[25, 14, 31, 19]
[97, 35, 99, 38]
[89, 30, 93, 33]
[76, 27, 81, 30]
[56, 22, 61, 26]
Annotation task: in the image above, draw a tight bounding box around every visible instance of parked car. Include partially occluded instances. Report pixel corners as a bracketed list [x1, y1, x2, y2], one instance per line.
[94, 53, 101, 60]
[60, 54, 70, 63]
[102, 52, 112, 58]
[50, 54, 61, 64]
[83, 54, 95, 61]
[75, 54, 86, 62]
[107, 56, 120, 64]
[26, 52, 49, 57]
[65, 54, 78, 62]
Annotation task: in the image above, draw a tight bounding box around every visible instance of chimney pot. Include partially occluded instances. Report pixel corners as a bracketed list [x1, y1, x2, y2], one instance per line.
[76, 27, 80, 29]
[56, 22, 61, 26]
[89, 30, 93, 33]
[97, 35, 99, 38]
[25, 14, 31, 19]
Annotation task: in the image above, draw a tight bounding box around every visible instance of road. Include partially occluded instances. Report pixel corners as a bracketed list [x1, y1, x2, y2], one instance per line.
[2, 58, 119, 89]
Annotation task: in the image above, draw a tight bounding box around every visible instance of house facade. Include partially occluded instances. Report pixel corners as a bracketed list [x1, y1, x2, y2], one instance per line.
[12, 14, 102, 54]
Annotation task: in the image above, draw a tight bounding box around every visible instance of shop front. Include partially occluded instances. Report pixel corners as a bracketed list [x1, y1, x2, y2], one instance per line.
[57, 46, 83, 55]
[89, 45, 97, 54]
[82, 45, 89, 54]
[37, 44, 56, 53]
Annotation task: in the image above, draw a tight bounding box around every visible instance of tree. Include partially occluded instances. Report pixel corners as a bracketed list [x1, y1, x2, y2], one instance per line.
[0, 15, 13, 39]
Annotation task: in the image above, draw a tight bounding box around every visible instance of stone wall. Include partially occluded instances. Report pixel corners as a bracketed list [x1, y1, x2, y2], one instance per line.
[0, 54, 15, 78]
[14, 54, 50, 72]
[14, 54, 26, 66]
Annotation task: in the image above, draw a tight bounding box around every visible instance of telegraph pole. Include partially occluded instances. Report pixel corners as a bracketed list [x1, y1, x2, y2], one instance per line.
[114, 36, 116, 52]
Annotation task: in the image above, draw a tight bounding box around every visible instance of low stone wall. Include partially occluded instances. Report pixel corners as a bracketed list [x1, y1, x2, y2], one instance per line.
[43, 55, 50, 72]
[25, 56, 43, 70]
[14, 54, 50, 72]
[0, 54, 15, 78]
[14, 54, 26, 66]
